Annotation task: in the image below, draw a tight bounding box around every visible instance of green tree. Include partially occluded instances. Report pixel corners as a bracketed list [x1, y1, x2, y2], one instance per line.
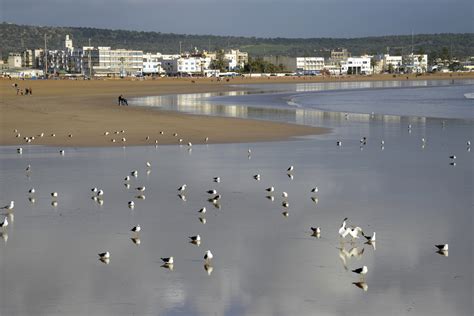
[210, 49, 226, 71]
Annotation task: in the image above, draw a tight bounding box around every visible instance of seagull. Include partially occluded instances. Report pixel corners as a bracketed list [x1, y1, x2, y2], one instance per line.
[187, 142, 192, 147]
[435, 244, 448, 251]
[338, 217, 348, 237]
[352, 281, 368, 291]
[282, 191, 288, 198]
[204, 250, 213, 262]
[17, 147, 23, 154]
[160, 131, 164, 135]
[146, 161, 151, 168]
[336, 141, 342, 146]
[59, 150, 65, 155]
[2, 201, 15, 211]
[343, 227, 363, 239]
[449, 155, 456, 160]
[178, 184, 187, 192]
[51, 192, 58, 198]
[0, 217, 8, 228]
[98, 251, 110, 259]
[352, 265, 368, 277]
[213, 177, 221, 183]
[253, 174, 261, 181]
[91, 187, 98, 193]
[104, 131, 109, 135]
[363, 232, 376, 243]
[198, 207, 207, 214]
[161, 257, 174, 264]
[131, 170, 138, 177]
[205, 137, 209, 142]
[266, 187, 275, 192]
[136, 186, 146, 192]
[311, 187, 319, 193]
[189, 235, 201, 245]
[128, 201, 135, 208]
[124, 176, 130, 182]
[173, 133, 178, 137]
[26, 164, 31, 172]
[131, 225, 141, 233]
[282, 201, 289, 208]
[96, 190, 104, 196]
[311, 227, 321, 234]
[287, 165, 294, 172]
[207, 189, 217, 195]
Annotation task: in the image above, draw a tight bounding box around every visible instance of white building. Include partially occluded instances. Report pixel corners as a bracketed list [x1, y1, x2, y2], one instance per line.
[142, 53, 164, 75]
[341, 57, 372, 74]
[65, 35, 73, 51]
[8, 53, 22, 68]
[383, 54, 403, 72]
[224, 49, 248, 70]
[406, 54, 428, 73]
[296, 57, 325, 73]
[263, 56, 325, 73]
[161, 56, 204, 75]
[82, 47, 143, 77]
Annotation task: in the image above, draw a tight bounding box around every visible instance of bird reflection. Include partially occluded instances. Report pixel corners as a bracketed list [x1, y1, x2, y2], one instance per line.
[365, 241, 376, 251]
[436, 250, 448, 257]
[204, 263, 213, 276]
[51, 201, 58, 207]
[199, 217, 207, 224]
[161, 263, 174, 271]
[311, 197, 319, 204]
[135, 194, 146, 200]
[178, 194, 187, 201]
[282, 211, 289, 217]
[287, 173, 294, 180]
[28, 197, 36, 204]
[352, 281, 368, 291]
[0, 232, 8, 243]
[130, 237, 141, 245]
[266, 195, 275, 201]
[99, 258, 110, 265]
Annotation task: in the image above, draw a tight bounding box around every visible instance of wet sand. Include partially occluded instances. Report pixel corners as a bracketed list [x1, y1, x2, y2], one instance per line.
[1, 73, 472, 147]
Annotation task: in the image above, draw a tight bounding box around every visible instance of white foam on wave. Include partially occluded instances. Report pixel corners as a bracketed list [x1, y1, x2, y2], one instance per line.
[464, 93, 474, 99]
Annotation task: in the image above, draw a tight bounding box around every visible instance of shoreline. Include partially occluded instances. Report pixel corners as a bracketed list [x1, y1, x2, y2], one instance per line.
[1, 73, 473, 147]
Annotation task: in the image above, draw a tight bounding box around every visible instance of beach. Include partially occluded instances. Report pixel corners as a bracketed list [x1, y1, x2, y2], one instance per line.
[1, 72, 473, 147]
[0, 76, 473, 315]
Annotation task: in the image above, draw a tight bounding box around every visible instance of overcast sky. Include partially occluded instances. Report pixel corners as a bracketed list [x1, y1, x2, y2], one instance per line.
[2, 0, 472, 38]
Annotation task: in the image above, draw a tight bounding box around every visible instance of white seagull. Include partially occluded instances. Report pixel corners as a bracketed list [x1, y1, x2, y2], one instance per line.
[352, 265, 368, 277]
[338, 217, 348, 237]
[189, 235, 201, 244]
[96, 190, 104, 196]
[253, 174, 261, 181]
[131, 170, 138, 177]
[198, 207, 207, 214]
[435, 244, 448, 251]
[266, 187, 275, 192]
[178, 184, 187, 192]
[28, 188, 35, 194]
[282, 191, 288, 198]
[131, 225, 141, 233]
[343, 227, 363, 239]
[2, 201, 15, 211]
[161, 257, 174, 264]
[204, 250, 213, 262]
[311, 227, 321, 235]
[207, 189, 217, 195]
[311, 187, 319, 193]
[51, 192, 58, 198]
[0, 217, 8, 229]
[287, 165, 294, 172]
[98, 251, 110, 259]
[128, 201, 135, 208]
[59, 150, 65, 155]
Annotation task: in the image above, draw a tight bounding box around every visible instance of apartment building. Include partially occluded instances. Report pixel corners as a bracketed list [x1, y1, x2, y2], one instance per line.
[340, 57, 372, 74]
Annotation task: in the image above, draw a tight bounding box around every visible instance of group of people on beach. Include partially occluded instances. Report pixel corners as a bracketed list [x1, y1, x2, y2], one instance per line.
[118, 95, 128, 106]
[12, 83, 32, 96]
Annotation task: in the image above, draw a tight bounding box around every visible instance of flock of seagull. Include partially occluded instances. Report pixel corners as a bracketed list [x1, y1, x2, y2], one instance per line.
[1, 124, 467, 291]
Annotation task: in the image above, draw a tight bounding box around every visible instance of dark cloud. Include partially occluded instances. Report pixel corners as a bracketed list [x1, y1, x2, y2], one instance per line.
[2, 0, 472, 37]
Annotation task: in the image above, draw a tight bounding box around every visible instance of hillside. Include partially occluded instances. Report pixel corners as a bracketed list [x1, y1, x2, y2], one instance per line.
[1, 23, 473, 60]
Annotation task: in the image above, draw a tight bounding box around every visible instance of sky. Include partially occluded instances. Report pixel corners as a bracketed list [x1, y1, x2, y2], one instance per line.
[2, 0, 472, 38]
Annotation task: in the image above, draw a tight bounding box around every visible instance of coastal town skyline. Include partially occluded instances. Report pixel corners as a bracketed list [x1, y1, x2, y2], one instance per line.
[2, 0, 472, 38]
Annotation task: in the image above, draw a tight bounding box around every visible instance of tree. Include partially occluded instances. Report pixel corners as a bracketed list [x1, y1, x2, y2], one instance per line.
[210, 49, 226, 71]
[387, 63, 394, 74]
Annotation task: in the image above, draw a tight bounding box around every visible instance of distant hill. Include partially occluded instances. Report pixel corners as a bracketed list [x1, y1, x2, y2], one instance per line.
[1, 23, 473, 60]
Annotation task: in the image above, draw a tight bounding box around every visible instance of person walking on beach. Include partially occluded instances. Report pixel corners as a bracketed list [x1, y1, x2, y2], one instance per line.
[118, 95, 123, 105]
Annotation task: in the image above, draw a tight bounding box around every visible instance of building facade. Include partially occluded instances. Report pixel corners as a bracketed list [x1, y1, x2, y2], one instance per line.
[341, 57, 372, 74]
